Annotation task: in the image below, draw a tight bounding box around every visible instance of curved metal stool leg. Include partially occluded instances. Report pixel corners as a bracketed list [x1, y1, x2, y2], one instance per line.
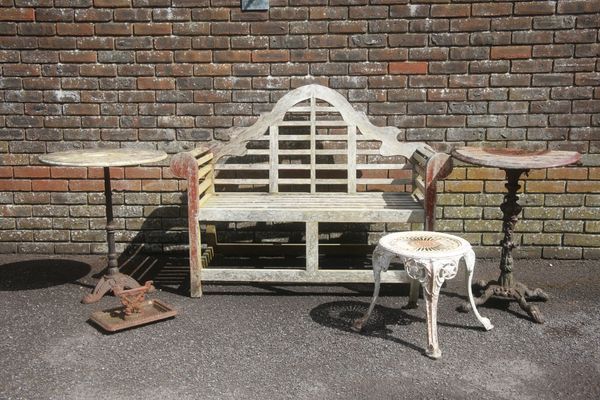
[464, 249, 494, 331]
[353, 244, 393, 331]
[423, 260, 442, 359]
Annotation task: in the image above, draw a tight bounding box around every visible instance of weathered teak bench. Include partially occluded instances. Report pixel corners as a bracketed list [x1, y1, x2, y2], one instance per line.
[171, 84, 452, 297]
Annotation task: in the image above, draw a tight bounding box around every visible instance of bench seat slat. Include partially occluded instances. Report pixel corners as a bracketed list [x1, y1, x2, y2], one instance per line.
[197, 193, 423, 223]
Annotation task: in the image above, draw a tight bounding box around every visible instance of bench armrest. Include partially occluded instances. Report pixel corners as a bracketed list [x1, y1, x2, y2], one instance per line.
[411, 146, 453, 231]
[170, 146, 212, 178]
[170, 146, 216, 210]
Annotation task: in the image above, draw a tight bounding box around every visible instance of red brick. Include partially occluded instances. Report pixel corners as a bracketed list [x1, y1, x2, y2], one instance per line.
[32, 180, 68, 192]
[51, 167, 87, 179]
[0, 9, 35, 22]
[64, 104, 99, 116]
[431, 5, 470, 18]
[59, 51, 97, 63]
[94, 0, 131, 7]
[252, 50, 289, 63]
[0, 180, 31, 191]
[526, 181, 566, 193]
[57, 23, 94, 36]
[142, 180, 178, 191]
[112, 180, 141, 191]
[472, 3, 513, 16]
[0, 167, 13, 178]
[14, 166, 50, 178]
[134, 23, 172, 36]
[491, 46, 532, 59]
[80, 64, 117, 77]
[194, 65, 230, 78]
[69, 180, 104, 192]
[125, 167, 161, 179]
[214, 50, 250, 63]
[175, 50, 211, 63]
[95, 23, 132, 36]
[390, 62, 428, 74]
[88, 167, 124, 179]
[445, 181, 484, 192]
[137, 77, 175, 90]
[548, 168, 588, 180]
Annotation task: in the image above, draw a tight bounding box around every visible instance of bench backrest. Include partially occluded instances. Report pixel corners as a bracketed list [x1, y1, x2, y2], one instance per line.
[212, 84, 428, 195]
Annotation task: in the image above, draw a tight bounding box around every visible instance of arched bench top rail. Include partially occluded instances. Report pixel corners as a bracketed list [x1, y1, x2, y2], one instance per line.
[213, 84, 428, 161]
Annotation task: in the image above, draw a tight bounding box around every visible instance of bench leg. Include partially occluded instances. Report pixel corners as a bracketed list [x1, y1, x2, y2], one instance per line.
[406, 278, 419, 309]
[189, 221, 203, 297]
[306, 221, 319, 274]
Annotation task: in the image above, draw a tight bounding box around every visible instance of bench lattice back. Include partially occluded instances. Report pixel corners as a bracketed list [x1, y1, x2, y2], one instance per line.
[212, 84, 425, 195]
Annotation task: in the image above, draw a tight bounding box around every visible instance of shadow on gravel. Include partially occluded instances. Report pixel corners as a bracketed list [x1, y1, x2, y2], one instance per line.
[310, 300, 423, 353]
[310, 300, 490, 353]
[0, 259, 91, 291]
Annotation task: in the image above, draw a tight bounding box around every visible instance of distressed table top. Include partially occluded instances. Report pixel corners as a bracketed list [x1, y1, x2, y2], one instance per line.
[38, 148, 167, 167]
[452, 146, 581, 170]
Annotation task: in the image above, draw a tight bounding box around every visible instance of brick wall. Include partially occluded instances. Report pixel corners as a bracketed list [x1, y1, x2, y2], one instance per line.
[0, 0, 599, 259]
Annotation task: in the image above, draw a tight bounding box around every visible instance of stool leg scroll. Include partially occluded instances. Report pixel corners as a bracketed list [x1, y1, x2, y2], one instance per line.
[464, 250, 493, 331]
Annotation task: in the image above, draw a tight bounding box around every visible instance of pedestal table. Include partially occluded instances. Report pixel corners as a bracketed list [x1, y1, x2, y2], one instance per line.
[39, 148, 167, 304]
[452, 147, 581, 323]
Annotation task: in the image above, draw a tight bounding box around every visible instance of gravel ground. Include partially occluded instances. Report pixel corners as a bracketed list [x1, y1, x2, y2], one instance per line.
[0, 254, 599, 400]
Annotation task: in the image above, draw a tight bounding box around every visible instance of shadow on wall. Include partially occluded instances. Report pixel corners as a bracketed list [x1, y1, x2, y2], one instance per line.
[115, 196, 191, 296]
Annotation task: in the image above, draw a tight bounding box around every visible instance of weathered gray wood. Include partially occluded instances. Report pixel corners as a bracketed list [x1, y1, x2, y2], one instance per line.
[310, 94, 317, 193]
[269, 125, 279, 193]
[170, 84, 452, 297]
[196, 193, 423, 223]
[39, 148, 167, 167]
[201, 268, 411, 283]
[306, 221, 319, 273]
[348, 124, 357, 193]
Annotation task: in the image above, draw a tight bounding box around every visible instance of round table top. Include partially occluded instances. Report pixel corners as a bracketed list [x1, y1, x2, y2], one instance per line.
[452, 146, 581, 170]
[379, 231, 470, 259]
[38, 148, 167, 167]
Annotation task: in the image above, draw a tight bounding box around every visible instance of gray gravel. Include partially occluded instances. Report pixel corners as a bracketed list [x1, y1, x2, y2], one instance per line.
[1, 254, 599, 400]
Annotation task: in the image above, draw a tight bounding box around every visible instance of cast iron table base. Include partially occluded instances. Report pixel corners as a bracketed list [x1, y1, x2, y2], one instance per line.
[452, 147, 581, 324]
[81, 167, 154, 304]
[459, 169, 548, 323]
[39, 148, 166, 304]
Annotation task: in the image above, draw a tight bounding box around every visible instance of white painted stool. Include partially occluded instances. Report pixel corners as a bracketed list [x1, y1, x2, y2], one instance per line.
[354, 231, 493, 359]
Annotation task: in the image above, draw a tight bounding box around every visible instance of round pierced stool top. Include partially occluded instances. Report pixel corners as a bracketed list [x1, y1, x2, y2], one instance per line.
[379, 231, 471, 259]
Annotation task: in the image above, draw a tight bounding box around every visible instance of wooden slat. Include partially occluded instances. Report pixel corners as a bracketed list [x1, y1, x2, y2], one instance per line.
[214, 179, 269, 184]
[215, 163, 270, 170]
[357, 149, 384, 155]
[269, 125, 278, 193]
[201, 268, 411, 284]
[197, 164, 212, 179]
[356, 178, 412, 185]
[412, 149, 429, 167]
[254, 134, 349, 141]
[196, 153, 213, 166]
[310, 94, 316, 193]
[288, 106, 339, 113]
[215, 163, 409, 171]
[198, 178, 213, 195]
[347, 124, 356, 193]
[279, 120, 348, 127]
[356, 163, 409, 170]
